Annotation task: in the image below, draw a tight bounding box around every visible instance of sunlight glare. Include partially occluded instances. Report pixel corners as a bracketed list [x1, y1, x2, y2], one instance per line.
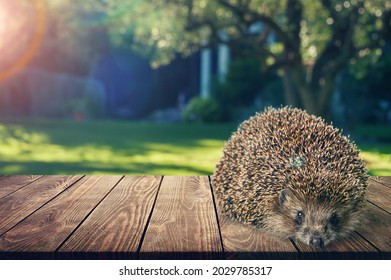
[0, 8, 6, 49]
[0, 0, 46, 82]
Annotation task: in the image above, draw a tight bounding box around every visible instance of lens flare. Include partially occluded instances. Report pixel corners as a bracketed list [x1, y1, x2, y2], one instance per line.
[0, 0, 46, 82]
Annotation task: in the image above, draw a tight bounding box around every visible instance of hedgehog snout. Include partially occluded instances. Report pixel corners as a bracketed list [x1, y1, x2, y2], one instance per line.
[309, 235, 324, 248]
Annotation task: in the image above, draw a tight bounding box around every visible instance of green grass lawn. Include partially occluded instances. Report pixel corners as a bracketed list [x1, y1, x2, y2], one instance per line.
[0, 119, 390, 175]
[0, 119, 237, 175]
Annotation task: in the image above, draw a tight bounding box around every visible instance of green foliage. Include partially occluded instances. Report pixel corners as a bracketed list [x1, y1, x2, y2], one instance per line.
[181, 57, 272, 124]
[211, 56, 281, 121]
[181, 57, 282, 123]
[338, 70, 376, 124]
[182, 97, 227, 123]
[339, 43, 391, 125]
[212, 57, 264, 107]
[41, 1, 391, 121]
[68, 92, 106, 120]
[356, 125, 391, 142]
[259, 78, 285, 106]
[365, 44, 391, 99]
[47, 0, 390, 73]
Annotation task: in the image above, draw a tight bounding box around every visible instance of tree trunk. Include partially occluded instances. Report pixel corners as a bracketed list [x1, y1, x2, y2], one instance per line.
[281, 68, 335, 121]
[281, 70, 300, 108]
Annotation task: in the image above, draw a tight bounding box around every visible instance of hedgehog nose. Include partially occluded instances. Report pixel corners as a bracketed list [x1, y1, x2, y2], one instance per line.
[310, 235, 324, 249]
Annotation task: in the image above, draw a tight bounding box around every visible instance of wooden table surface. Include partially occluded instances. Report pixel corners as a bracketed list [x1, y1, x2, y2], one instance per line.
[0, 175, 390, 259]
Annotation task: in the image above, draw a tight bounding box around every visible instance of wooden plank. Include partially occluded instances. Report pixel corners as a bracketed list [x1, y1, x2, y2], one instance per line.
[0, 175, 82, 236]
[367, 179, 391, 213]
[0, 175, 388, 259]
[357, 202, 391, 253]
[0, 176, 122, 253]
[371, 176, 391, 188]
[140, 176, 222, 258]
[59, 176, 161, 256]
[0, 175, 42, 199]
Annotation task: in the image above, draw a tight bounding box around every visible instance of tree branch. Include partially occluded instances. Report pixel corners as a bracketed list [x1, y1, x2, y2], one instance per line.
[286, 0, 302, 52]
[217, 0, 295, 50]
[311, 0, 363, 90]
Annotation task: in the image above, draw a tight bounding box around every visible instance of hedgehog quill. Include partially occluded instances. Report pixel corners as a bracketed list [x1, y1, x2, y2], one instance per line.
[213, 107, 368, 249]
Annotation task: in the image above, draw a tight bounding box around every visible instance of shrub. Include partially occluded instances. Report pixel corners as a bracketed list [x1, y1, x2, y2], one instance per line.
[212, 56, 270, 107]
[182, 96, 227, 123]
[210, 56, 279, 121]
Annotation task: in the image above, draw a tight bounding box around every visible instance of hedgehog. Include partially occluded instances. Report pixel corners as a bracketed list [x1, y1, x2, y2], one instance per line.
[212, 107, 368, 249]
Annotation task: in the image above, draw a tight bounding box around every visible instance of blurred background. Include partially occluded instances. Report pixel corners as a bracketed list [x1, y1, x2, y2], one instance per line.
[0, 0, 390, 175]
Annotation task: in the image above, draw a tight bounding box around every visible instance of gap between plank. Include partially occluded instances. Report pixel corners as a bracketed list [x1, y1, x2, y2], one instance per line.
[369, 177, 391, 189]
[354, 230, 382, 253]
[0, 175, 44, 200]
[208, 175, 225, 254]
[0, 175, 85, 239]
[367, 200, 391, 216]
[136, 175, 164, 254]
[54, 175, 125, 252]
[289, 238, 302, 256]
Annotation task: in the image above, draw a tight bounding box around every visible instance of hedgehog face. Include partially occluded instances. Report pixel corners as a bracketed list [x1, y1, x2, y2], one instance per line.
[276, 188, 358, 249]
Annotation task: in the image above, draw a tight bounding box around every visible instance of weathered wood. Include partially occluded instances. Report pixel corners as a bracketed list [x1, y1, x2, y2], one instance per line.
[216, 206, 298, 259]
[0, 176, 121, 252]
[0, 175, 389, 259]
[357, 202, 391, 252]
[371, 176, 391, 187]
[0, 175, 42, 199]
[0, 175, 82, 236]
[59, 176, 161, 255]
[140, 176, 222, 257]
[367, 179, 391, 213]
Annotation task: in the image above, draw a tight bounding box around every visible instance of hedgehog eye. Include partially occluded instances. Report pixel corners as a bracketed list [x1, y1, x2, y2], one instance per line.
[328, 212, 339, 227]
[295, 211, 305, 225]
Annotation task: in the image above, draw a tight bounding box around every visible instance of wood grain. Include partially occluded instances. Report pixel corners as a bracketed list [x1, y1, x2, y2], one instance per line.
[59, 176, 161, 254]
[0, 175, 82, 236]
[367, 179, 391, 213]
[371, 176, 391, 188]
[357, 203, 391, 252]
[0, 175, 42, 199]
[0, 176, 389, 259]
[0, 176, 121, 252]
[140, 176, 222, 256]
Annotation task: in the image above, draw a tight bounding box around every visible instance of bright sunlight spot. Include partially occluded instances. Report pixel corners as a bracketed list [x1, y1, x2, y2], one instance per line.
[0, 0, 46, 82]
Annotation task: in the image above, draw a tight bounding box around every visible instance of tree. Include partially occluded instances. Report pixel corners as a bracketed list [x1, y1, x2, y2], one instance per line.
[47, 0, 391, 118]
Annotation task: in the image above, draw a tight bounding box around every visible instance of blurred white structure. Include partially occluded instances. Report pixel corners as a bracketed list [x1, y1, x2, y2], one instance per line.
[200, 47, 212, 98]
[200, 32, 230, 98]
